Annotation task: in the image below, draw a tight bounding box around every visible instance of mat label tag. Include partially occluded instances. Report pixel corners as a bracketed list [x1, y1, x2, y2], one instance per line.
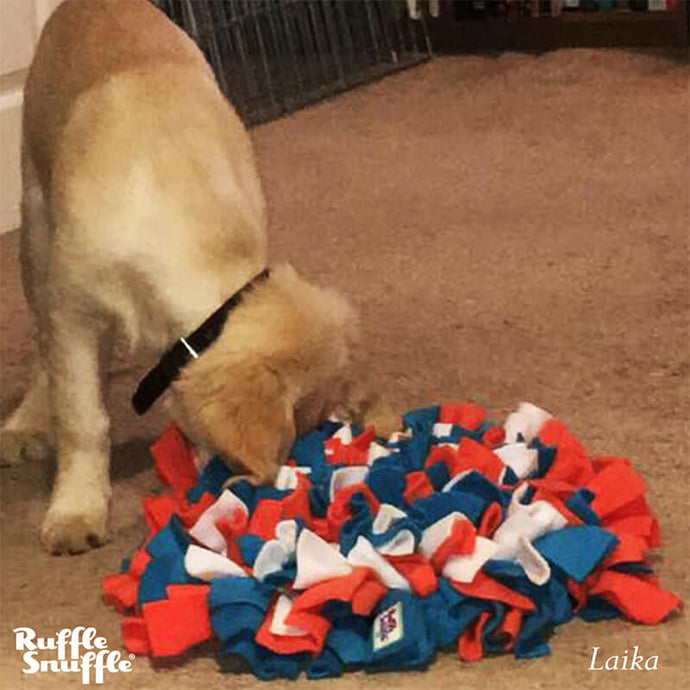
[373, 601, 404, 651]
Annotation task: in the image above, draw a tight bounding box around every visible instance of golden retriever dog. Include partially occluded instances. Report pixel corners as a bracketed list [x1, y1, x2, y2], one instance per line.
[0, 0, 389, 554]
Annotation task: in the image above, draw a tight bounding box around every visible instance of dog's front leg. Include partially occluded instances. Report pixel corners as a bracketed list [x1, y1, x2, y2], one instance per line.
[41, 312, 111, 554]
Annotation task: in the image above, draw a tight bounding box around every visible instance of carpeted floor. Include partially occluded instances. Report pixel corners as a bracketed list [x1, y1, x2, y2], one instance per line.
[1, 50, 688, 689]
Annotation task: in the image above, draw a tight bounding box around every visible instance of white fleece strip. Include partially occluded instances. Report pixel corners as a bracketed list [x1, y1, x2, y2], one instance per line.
[274, 465, 312, 491]
[184, 544, 247, 580]
[495, 442, 539, 479]
[492, 500, 567, 561]
[269, 594, 308, 637]
[329, 466, 370, 502]
[419, 512, 469, 560]
[188, 490, 248, 556]
[347, 536, 410, 591]
[442, 537, 499, 583]
[504, 402, 552, 444]
[293, 529, 353, 590]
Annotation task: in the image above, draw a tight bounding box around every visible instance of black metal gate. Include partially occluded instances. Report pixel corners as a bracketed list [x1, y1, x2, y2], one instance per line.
[153, 0, 431, 126]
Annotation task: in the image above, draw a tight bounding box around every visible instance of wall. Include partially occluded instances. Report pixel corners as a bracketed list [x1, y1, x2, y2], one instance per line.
[0, 0, 63, 234]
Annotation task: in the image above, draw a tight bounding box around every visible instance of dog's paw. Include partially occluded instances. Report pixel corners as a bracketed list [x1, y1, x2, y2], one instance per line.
[41, 494, 109, 555]
[364, 399, 402, 439]
[222, 473, 272, 491]
[0, 429, 51, 466]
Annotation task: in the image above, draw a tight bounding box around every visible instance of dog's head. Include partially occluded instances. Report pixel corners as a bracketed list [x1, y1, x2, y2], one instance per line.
[172, 264, 364, 483]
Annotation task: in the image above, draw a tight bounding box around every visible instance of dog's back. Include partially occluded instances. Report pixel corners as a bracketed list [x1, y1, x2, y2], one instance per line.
[23, 0, 267, 349]
[24, 0, 212, 184]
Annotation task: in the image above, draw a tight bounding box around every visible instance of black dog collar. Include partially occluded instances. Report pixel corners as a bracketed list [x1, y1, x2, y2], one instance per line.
[132, 268, 270, 415]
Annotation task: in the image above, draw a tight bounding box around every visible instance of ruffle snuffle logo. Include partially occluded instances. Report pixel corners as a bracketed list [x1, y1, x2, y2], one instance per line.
[13, 626, 133, 684]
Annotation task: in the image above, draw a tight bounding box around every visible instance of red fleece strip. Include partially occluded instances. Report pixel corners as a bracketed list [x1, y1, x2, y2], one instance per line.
[497, 608, 523, 651]
[452, 571, 536, 612]
[458, 612, 490, 661]
[216, 509, 249, 567]
[478, 502, 504, 538]
[102, 547, 152, 612]
[247, 499, 283, 540]
[150, 424, 199, 493]
[482, 426, 506, 449]
[602, 533, 649, 569]
[404, 471, 435, 504]
[291, 567, 387, 617]
[430, 519, 477, 571]
[528, 479, 578, 501]
[281, 474, 313, 522]
[142, 585, 212, 657]
[425, 445, 459, 472]
[179, 492, 217, 528]
[586, 461, 647, 519]
[590, 571, 681, 625]
[604, 515, 661, 549]
[327, 484, 381, 535]
[439, 402, 486, 430]
[310, 516, 337, 543]
[144, 491, 217, 534]
[282, 608, 332, 652]
[102, 573, 139, 613]
[129, 548, 153, 578]
[122, 616, 150, 656]
[544, 446, 595, 486]
[351, 579, 388, 616]
[529, 487, 582, 526]
[384, 554, 438, 597]
[425, 439, 505, 484]
[255, 597, 331, 655]
[143, 495, 181, 534]
[567, 579, 588, 612]
[325, 439, 368, 466]
[537, 420, 585, 456]
[456, 437, 505, 483]
[324, 428, 377, 467]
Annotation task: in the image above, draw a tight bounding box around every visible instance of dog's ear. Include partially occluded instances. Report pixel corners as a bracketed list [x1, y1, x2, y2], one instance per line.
[174, 357, 295, 483]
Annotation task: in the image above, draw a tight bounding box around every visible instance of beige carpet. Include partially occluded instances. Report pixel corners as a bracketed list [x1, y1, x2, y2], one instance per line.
[1, 49, 688, 689]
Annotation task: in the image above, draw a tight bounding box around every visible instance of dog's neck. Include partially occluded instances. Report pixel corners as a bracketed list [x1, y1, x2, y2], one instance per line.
[132, 268, 270, 415]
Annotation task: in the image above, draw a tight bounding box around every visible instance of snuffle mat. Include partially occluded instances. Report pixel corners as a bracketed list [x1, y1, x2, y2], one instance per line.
[103, 401, 681, 680]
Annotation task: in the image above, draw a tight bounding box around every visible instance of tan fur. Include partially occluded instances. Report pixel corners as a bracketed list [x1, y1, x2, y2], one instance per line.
[0, 0, 384, 555]
[173, 264, 362, 484]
